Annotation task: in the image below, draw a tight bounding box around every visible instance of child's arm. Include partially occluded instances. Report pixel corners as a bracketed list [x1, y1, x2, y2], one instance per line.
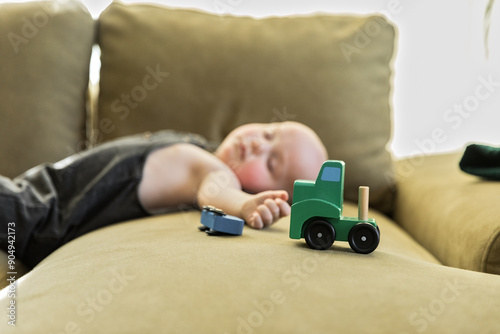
[139, 143, 290, 229]
[197, 169, 290, 229]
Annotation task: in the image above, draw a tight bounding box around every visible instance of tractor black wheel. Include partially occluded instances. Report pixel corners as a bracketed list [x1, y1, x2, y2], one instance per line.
[304, 220, 335, 250]
[348, 223, 380, 254]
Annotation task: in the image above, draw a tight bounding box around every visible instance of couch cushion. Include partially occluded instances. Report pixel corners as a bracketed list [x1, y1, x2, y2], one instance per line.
[0, 0, 94, 178]
[97, 3, 396, 213]
[394, 153, 500, 275]
[2, 207, 500, 333]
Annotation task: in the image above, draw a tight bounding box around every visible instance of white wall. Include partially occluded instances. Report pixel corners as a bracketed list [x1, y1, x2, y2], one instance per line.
[5, 0, 500, 157]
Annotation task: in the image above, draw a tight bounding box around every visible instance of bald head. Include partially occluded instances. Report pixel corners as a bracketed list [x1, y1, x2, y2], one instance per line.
[276, 122, 328, 198]
[215, 121, 328, 199]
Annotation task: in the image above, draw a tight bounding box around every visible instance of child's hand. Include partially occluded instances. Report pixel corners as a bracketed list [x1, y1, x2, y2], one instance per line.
[241, 190, 291, 229]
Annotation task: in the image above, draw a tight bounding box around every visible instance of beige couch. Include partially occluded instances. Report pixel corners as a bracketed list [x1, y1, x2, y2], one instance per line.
[1, 1, 499, 333]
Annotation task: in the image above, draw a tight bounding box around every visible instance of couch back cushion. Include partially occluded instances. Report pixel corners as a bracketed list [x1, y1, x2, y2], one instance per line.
[0, 0, 94, 178]
[97, 3, 396, 213]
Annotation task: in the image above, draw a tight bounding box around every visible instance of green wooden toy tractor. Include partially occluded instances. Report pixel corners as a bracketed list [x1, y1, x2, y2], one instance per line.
[289, 160, 380, 254]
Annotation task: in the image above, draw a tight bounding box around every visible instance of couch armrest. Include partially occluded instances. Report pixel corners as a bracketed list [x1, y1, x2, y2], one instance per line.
[393, 153, 500, 275]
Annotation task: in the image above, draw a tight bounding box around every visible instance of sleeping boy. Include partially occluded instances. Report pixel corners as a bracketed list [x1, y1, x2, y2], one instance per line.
[0, 121, 327, 268]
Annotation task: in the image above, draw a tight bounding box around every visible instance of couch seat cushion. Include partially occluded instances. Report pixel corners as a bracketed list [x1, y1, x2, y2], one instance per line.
[2, 205, 500, 333]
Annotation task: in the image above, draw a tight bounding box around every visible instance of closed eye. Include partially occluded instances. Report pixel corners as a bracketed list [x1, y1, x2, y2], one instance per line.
[267, 156, 275, 173]
[267, 152, 281, 177]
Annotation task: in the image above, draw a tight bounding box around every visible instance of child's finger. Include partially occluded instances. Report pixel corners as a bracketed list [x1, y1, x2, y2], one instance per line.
[275, 198, 291, 217]
[257, 204, 273, 226]
[263, 198, 280, 221]
[272, 190, 288, 202]
[249, 212, 263, 229]
[260, 190, 288, 202]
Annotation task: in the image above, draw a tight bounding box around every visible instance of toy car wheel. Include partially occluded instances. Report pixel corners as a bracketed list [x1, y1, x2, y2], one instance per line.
[304, 220, 335, 250]
[348, 223, 380, 254]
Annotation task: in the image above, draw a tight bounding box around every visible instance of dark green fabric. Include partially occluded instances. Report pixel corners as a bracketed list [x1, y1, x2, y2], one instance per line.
[459, 144, 500, 180]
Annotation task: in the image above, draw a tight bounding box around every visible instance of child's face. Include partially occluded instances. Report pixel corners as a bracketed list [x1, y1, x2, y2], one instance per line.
[215, 122, 327, 197]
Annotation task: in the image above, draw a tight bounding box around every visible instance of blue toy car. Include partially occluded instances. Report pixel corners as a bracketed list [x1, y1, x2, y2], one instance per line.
[199, 206, 244, 236]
